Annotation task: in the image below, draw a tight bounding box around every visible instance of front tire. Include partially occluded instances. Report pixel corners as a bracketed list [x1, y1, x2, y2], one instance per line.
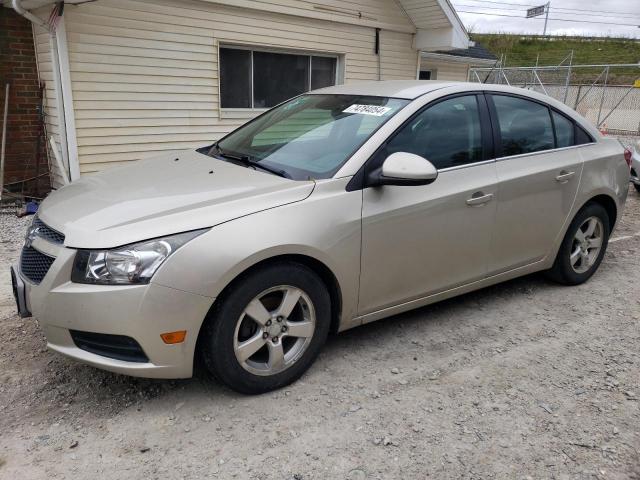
[200, 262, 331, 394]
[634, 183, 640, 193]
[546, 202, 610, 285]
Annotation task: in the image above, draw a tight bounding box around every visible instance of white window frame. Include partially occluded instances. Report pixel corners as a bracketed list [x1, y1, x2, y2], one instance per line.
[218, 43, 343, 115]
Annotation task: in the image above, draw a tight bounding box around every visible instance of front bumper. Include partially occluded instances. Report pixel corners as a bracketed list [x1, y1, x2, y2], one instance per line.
[15, 239, 214, 379]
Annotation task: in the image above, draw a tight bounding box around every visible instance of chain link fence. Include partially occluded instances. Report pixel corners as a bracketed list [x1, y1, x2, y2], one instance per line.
[469, 64, 640, 137]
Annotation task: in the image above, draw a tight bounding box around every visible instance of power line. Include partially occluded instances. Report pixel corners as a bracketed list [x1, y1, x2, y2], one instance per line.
[552, 7, 640, 17]
[456, 10, 640, 27]
[454, 0, 537, 7]
[453, 0, 640, 17]
[454, 3, 640, 18]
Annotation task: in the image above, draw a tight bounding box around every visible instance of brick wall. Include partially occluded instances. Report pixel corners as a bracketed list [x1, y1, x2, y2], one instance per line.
[0, 7, 50, 198]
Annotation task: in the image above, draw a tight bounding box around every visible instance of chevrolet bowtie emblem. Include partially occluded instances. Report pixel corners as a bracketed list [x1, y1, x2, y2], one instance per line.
[24, 225, 40, 249]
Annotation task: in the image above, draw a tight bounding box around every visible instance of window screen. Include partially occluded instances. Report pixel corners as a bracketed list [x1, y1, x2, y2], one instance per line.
[383, 95, 484, 170]
[492, 95, 554, 156]
[220, 47, 338, 109]
[311, 56, 337, 90]
[253, 51, 309, 108]
[220, 48, 251, 108]
[552, 111, 575, 148]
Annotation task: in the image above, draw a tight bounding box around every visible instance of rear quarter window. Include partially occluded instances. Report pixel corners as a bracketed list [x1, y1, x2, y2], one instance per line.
[575, 124, 594, 145]
[552, 111, 575, 148]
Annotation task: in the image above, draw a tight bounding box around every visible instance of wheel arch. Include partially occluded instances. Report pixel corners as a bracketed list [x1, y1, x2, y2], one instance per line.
[194, 253, 344, 368]
[581, 193, 618, 230]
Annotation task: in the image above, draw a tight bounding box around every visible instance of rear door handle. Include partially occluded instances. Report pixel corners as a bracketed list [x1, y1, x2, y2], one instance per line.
[555, 170, 575, 183]
[466, 192, 494, 206]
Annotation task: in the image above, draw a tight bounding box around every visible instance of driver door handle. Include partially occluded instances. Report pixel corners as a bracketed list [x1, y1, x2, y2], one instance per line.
[466, 192, 494, 206]
[555, 170, 575, 183]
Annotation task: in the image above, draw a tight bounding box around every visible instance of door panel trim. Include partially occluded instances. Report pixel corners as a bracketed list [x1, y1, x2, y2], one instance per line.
[351, 258, 547, 327]
[494, 142, 597, 163]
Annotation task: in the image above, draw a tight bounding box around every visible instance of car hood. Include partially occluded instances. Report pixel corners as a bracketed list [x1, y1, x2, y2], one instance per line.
[38, 150, 315, 248]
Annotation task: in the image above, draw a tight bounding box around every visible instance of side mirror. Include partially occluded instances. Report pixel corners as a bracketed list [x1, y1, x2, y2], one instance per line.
[368, 152, 438, 187]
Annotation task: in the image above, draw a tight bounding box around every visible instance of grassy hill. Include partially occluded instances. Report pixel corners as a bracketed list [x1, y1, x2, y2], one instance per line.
[471, 34, 639, 84]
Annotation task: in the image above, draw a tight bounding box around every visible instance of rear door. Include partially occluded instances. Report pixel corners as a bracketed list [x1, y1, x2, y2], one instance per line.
[487, 93, 585, 275]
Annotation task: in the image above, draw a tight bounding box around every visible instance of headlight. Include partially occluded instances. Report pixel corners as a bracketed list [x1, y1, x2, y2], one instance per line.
[71, 229, 208, 285]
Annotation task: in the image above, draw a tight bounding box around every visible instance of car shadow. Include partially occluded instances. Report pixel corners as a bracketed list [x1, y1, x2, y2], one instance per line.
[13, 271, 561, 422]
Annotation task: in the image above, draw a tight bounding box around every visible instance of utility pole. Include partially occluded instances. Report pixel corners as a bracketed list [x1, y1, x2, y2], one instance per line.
[543, 2, 550, 36]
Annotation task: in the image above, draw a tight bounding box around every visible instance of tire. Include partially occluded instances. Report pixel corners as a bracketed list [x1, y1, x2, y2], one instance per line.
[634, 183, 640, 193]
[200, 262, 331, 395]
[546, 202, 610, 285]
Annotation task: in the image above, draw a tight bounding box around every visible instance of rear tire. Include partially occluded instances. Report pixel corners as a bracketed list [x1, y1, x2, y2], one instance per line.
[634, 183, 640, 193]
[200, 262, 330, 395]
[546, 202, 610, 285]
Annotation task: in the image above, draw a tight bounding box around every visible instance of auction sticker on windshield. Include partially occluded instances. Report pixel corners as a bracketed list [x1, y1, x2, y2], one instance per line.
[343, 104, 392, 116]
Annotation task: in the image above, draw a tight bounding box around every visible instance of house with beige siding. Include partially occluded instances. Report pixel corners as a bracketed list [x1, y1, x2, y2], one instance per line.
[7, 0, 468, 188]
[419, 43, 497, 81]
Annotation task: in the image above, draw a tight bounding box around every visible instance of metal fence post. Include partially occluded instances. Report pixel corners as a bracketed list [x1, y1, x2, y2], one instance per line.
[0, 83, 9, 202]
[563, 50, 573, 104]
[597, 66, 610, 126]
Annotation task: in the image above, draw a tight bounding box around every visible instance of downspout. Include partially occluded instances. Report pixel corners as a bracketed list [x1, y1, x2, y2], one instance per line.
[11, 0, 78, 183]
[375, 28, 381, 81]
[11, 0, 49, 29]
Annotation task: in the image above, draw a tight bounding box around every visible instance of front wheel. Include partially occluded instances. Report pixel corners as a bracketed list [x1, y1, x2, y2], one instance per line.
[546, 202, 610, 285]
[634, 183, 640, 193]
[200, 262, 331, 394]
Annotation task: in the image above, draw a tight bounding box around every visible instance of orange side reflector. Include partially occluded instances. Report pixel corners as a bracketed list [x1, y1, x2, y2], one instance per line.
[160, 330, 187, 344]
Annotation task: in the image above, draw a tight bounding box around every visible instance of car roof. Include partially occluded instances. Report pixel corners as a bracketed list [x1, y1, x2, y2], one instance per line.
[310, 80, 459, 99]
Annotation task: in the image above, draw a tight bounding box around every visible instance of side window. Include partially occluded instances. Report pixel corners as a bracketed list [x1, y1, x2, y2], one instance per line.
[552, 111, 574, 148]
[575, 124, 593, 145]
[492, 95, 554, 156]
[383, 95, 484, 169]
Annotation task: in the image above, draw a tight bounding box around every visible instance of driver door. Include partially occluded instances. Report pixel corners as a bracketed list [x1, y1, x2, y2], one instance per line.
[358, 94, 498, 315]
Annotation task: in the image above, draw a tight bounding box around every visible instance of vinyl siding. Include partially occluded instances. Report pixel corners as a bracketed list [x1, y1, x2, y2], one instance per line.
[421, 58, 469, 81]
[32, 13, 67, 188]
[36, 0, 418, 174]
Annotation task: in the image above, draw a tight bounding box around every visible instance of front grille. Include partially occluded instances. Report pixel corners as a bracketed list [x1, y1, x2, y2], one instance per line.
[32, 217, 65, 244]
[20, 247, 55, 284]
[70, 330, 149, 363]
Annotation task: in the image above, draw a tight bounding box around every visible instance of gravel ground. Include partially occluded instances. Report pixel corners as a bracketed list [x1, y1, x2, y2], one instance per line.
[1, 189, 639, 480]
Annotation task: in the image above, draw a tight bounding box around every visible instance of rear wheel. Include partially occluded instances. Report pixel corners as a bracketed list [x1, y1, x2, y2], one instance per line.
[546, 202, 610, 285]
[200, 262, 330, 394]
[634, 183, 640, 193]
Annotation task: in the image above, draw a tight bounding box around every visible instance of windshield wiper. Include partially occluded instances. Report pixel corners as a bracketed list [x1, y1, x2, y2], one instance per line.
[212, 143, 290, 179]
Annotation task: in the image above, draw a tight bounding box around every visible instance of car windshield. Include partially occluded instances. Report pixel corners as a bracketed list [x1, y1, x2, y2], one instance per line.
[212, 94, 409, 180]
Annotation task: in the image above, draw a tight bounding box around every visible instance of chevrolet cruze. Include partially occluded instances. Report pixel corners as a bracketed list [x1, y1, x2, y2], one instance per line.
[11, 81, 629, 394]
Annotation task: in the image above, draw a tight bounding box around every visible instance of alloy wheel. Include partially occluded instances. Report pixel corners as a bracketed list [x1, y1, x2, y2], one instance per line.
[570, 216, 604, 274]
[233, 286, 316, 376]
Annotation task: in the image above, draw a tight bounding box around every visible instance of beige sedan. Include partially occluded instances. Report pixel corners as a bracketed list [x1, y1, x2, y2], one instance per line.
[12, 81, 629, 394]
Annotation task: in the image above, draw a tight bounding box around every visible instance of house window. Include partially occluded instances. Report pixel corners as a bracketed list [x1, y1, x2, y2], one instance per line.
[220, 47, 338, 109]
[419, 69, 436, 80]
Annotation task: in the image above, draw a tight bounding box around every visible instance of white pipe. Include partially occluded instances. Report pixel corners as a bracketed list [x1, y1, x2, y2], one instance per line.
[49, 136, 69, 185]
[12, 0, 79, 183]
[11, 0, 50, 31]
[0, 84, 9, 201]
